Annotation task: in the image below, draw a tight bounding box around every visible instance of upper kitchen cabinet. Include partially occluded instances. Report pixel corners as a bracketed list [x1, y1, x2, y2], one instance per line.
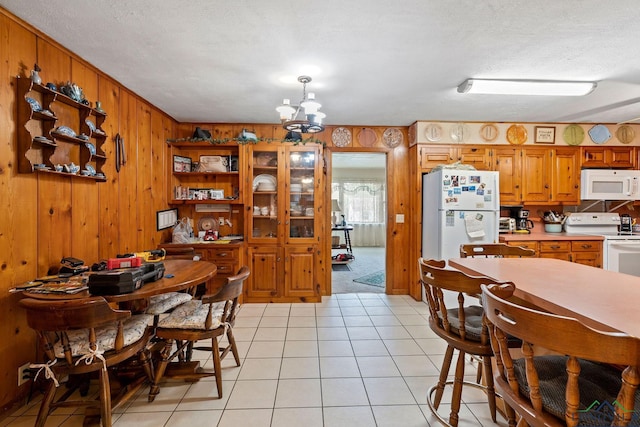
[493, 147, 579, 204]
[418, 145, 492, 171]
[580, 146, 635, 169]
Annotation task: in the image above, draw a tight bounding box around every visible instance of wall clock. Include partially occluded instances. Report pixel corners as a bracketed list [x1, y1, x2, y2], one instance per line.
[616, 125, 635, 144]
[479, 123, 499, 142]
[562, 124, 585, 146]
[506, 124, 527, 145]
[424, 123, 443, 142]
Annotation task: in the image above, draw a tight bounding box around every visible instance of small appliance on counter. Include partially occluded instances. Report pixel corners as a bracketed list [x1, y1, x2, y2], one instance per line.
[502, 205, 534, 233]
[620, 213, 633, 233]
[499, 217, 515, 233]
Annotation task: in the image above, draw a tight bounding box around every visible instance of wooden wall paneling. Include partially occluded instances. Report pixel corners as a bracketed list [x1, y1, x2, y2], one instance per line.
[148, 108, 167, 248]
[387, 141, 410, 294]
[36, 38, 72, 274]
[160, 114, 176, 243]
[0, 13, 39, 408]
[117, 90, 139, 253]
[409, 145, 422, 299]
[97, 76, 121, 259]
[136, 100, 154, 247]
[70, 59, 99, 262]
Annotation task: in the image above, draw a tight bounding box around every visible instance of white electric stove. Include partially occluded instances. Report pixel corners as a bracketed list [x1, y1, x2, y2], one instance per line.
[564, 212, 640, 277]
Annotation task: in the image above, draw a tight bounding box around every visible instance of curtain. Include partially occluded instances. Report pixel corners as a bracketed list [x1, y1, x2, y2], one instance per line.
[332, 180, 386, 247]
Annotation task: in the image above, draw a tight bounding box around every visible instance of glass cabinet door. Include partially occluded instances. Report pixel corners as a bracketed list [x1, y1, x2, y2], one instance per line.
[286, 146, 319, 244]
[249, 146, 282, 243]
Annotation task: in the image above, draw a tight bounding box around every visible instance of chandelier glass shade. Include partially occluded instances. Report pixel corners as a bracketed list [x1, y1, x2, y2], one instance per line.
[276, 76, 326, 134]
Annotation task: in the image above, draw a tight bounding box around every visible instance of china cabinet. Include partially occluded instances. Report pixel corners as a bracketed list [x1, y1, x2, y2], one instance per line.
[245, 143, 321, 302]
[167, 141, 244, 238]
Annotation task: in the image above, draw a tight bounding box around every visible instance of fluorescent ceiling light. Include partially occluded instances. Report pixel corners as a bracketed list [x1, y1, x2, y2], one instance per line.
[457, 79, 597, 96]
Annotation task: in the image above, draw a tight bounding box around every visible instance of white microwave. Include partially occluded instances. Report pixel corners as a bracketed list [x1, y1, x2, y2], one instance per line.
[581, 169, 640, 200]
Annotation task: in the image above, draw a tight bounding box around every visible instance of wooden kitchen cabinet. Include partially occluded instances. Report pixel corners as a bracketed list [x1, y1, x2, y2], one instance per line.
[246, 245, 281, 300]
[245, 143, 322, 302]
[581, 146, 635, 169]
[570, 240, 602, 268]
[158, 242, 243, 288]
[506, 240, 539, 256]
[538, 241, 571, 261]
[551, 148, 580, 204]
[493, 147, 579, 204]
[419, 145, 492, 171]
[505, 239, 602, 267]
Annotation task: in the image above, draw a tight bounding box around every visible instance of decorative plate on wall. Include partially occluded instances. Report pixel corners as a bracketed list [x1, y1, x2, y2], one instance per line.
[424, 123, 443, 142]
[479, 123, 499, 142]
[506, 124, 527, 145]
[331, 127, 352, 147]
[382, 128, 403, 148]
[357, 128, 377, 147]
[198, 216, 219, 232]
[562, 124, 585, 146]
[588, 124, 611, 144]
[449, 123, 470, 143]
[616, 125, 635, 144]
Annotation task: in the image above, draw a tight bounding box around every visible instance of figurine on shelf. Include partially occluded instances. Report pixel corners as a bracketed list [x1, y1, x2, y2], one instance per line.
[31, 63, 42, 85]
[203, 229, 218, 241]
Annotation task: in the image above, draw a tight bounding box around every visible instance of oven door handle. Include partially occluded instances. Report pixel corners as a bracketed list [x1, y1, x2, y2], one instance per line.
[608, 241, 640, 247]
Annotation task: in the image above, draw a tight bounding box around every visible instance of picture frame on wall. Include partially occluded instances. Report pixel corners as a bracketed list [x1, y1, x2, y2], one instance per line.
[535, 126, 556, 144]
[173, 155, 192, 172]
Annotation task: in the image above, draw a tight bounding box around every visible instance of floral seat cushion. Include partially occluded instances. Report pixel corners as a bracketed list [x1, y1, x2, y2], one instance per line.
[53, 314, 153, 358]
[157, 300, 226, 330]
[146, 292, 193, 315]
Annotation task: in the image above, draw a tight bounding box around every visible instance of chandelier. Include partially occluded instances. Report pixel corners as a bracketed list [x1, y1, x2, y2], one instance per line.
[276, 75, 326, 134]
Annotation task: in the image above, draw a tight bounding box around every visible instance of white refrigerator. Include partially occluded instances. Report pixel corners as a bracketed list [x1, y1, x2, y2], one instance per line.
[422, 169, 500, 261]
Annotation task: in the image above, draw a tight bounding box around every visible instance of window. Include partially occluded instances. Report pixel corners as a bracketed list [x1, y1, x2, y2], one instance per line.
[331, 180, 386, 224]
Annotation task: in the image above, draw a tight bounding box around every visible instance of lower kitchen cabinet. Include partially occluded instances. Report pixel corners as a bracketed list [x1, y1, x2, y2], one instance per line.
[505, 239, 602, 267]
[158, 243, 243, 288]
[570, 240, 602, 268]
[246, 245, 319, 302]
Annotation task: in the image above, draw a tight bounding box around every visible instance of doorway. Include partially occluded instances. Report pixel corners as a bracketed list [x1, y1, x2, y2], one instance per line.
[330, 153, 387, 293]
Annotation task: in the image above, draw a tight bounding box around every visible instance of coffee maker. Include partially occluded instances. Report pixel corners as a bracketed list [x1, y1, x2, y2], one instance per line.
[503, 206, 534, 233]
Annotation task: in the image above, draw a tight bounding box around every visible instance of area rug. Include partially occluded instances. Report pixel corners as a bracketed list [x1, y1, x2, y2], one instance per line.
[353, 270, 385, 287]
[332, 263, 351, 272]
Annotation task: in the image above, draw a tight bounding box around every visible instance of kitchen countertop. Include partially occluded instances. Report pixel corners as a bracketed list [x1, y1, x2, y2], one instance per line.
[499, 225, 604, 242]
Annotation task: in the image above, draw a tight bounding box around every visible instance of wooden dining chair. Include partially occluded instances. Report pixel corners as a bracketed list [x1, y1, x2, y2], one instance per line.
[19, 296, 154, 427]
[419, 257, 513, 427]
[459, 242, 535, 383]
[482, 283, 640, 427]
[460, 243, 536, 258]
[148, 265, 250, 402]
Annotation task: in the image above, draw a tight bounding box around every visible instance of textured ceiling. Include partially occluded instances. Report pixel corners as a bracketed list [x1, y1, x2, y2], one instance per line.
[3, 0, 640, 126]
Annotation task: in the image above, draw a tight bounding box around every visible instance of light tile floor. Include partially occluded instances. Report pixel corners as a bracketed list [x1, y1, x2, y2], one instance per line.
[2, 294, 509, 427]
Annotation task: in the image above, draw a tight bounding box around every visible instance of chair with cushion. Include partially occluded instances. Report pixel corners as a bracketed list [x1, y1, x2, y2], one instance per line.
[419, 257, 513, 427]
[146, 247, 200, 323]
[149, 265, 250, 402]
[459, 242, 535, 384]
[19, 296, 154, 427]
[460, 243, 536, 258]
[482, 283, 640, 427]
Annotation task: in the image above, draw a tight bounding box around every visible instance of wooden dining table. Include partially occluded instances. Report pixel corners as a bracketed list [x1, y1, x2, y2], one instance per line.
[18, 259, 218, 426]
[23, 259, 217, 303]
[448, 257, 640, 338]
